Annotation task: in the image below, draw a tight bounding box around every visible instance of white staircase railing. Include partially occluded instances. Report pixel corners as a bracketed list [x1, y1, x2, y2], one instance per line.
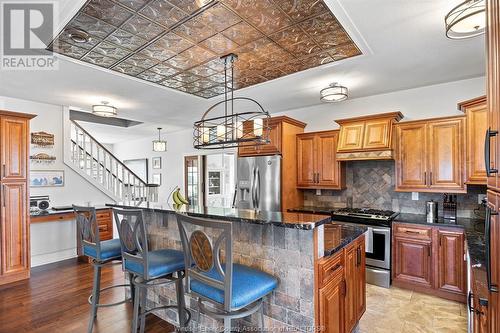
[63, 114, 148, 203]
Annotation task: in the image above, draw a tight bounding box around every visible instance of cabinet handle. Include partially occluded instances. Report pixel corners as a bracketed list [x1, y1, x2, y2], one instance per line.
[2, 185, 5, 207]
[424, 172, 427, 185]
[485, 128, 499, 176]
[427, 247, 431, 257]
[343, 279, 347, 297]
[404, 229, 421, 235]
[1, 164, 5, 179]
[429, 172, 432, 185]
[356, 247, 361, 267]
[468, 292, 474, 313]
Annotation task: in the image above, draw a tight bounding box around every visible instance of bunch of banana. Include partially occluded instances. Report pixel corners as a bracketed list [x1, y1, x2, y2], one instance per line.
[172, 188, 189, 205]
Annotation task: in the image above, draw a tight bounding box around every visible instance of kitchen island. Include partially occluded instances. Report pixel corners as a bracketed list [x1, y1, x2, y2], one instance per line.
[107, 202, 366, 332]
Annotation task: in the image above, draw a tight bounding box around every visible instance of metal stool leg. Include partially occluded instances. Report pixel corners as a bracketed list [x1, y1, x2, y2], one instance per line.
[87, 264, 101, 333]
[224, 318, 231, 333]
[258, 304, 264, 332]
[139, 286, 147, 333]
[128, 272, 136, 305]
[132, 282, 141, 333]
[175, 278, 186, 330]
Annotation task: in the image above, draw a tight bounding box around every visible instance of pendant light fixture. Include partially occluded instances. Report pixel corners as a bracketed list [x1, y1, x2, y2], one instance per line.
[445, 0, 485, 39]
[193, 53, 271, 150]
[152, 127, 167, 152]
[320, 83, 348, 102]
[92, 101, 117, 117]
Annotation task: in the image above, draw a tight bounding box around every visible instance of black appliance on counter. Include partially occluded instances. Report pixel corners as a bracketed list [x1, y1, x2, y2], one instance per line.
[332, 207, 399, 288]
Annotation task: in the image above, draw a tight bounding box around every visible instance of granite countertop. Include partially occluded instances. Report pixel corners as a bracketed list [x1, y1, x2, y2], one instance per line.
[323, 223, 367, 257]
[394, 213, 486, 269]
[288, 206, 336, 215]
[106, 202, 331, 230]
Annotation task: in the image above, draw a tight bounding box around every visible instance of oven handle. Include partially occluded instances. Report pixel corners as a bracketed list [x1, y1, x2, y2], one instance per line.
[365, 227, 374, 253]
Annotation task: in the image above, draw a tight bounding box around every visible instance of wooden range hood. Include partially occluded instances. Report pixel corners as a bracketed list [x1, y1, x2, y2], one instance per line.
[335, 112, 404, 161]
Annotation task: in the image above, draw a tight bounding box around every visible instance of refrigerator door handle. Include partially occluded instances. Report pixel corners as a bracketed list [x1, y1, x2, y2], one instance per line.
[232, 185, 238, 208]
[255, 166, 261, 209]
[251, 166, 258, 208]
[486, 206, 499, 293]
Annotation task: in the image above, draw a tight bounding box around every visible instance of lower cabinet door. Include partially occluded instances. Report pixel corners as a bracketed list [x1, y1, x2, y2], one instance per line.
[437, 230, 466, 295]
[344, 243, 357, 332]
[393, 237, 433, 288]
[319, 266, 345, 333]
[356, 239, 366, 321]
[1, 182, 29, 279]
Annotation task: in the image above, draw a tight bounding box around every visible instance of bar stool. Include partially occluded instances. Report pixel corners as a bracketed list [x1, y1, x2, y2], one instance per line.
[73, 205, 132, 333]
[175, 213, 278, 333]
[112, 208, 190, 333]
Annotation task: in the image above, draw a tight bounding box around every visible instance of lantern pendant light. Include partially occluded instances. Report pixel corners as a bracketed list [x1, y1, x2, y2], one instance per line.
[152, 127, 167, 152]
[193, 53, 271, 150]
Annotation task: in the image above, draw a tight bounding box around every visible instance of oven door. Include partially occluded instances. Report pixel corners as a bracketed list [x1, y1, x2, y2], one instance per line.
[365, 227, 391, 270]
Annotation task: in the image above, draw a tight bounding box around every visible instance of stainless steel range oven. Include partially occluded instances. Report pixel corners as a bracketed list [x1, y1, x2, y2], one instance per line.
[332, 208, 398, 288]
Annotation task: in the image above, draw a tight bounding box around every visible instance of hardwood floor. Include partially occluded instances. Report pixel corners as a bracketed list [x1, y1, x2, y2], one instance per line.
[0, 259, 175, 333]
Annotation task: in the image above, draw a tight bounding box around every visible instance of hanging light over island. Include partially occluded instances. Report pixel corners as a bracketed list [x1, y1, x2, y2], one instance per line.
[193, 53, 271, 150]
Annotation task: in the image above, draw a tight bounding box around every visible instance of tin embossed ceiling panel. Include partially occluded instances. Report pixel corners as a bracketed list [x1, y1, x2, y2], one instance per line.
[48, 0, 361, 98]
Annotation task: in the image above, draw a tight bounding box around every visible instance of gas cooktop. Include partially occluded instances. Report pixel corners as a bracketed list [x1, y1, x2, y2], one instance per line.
[332, 208, 399, 227]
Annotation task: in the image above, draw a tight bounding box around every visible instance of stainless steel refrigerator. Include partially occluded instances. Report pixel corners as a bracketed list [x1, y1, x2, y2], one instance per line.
[233, 155, 281, 212]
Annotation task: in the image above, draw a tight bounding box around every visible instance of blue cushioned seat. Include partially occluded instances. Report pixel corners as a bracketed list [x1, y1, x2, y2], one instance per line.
[190, 264, 278, 309]
[125, 249, 185, 278]
[84, 238, 122, 261]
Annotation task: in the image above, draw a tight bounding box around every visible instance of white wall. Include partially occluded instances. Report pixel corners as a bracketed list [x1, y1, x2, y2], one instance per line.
[0, 96, 113, 267]
[112, 129, 199, 204]
[274, 77, 486, 132]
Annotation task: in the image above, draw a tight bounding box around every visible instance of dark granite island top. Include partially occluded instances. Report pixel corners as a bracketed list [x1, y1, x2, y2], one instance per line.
[106, 202, 331, 230]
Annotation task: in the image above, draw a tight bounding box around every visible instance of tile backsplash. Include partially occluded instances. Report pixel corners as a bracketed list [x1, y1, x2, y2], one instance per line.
[303, 160, 486, 218]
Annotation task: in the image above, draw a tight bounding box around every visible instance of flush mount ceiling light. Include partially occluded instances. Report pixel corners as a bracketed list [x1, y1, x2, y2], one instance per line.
[193, 53, 271, 150]
[445, 0, 486, 39]
[320, 82, 348, 102]
[92, 101, 117, 117]
[66, 28, 90, 43]
[152, 128, 167, 152]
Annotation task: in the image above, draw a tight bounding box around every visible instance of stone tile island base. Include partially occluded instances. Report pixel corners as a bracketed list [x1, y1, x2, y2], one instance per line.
[141, 211, 316, 332]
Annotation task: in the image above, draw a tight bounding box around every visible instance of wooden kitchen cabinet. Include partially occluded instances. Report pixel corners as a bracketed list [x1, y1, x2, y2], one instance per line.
[238, 118, 282, 156]
[0, 111, 34, 286]
[437, 230, 466, 295]
[344, 236, 365, 332]
[393, 235, 433, 288]
[296, 130, 345, 190]
[336, 112, 403, 154]
[459, 96, 488, 185]
[315, 235, 365, 333]
[318, 263, 345, 333]
[395, 116, 466, 193]
[393, 222, 467, 303]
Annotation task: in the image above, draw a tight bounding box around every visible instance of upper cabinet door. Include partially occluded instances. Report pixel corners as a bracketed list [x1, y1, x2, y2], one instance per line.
[465, 100, 488, 184]
[1, 116, 28, 181]
[363, 120, 391, 150]
[296, 133, 316, 187]
[317, 131, 343, 188]
[238, 119, 282, 156]
[337, 122, 365, 152]
[427, 118, 466, 192]
[395, 123, 428, 190]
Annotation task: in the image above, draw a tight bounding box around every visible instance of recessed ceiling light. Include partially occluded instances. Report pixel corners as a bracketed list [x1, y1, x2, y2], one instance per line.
[67, 28, 90, 43]
[445, 0, 485, 39]
[92, 101, 117, 117]
[320, 83, 348, 102]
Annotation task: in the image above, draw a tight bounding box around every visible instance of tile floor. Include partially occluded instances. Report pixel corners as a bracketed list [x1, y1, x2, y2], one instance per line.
[358, 284, 468, 333]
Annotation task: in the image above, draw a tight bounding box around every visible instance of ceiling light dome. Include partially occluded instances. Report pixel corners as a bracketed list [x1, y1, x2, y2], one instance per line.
[320, 83, 348, 102]
[92, 101, 117, 117]
[67, 28, 90, 43]
[445, 0, 485, 39]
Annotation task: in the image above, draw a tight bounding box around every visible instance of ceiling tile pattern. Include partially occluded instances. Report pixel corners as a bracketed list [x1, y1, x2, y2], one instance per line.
[48, 0, 361, 98]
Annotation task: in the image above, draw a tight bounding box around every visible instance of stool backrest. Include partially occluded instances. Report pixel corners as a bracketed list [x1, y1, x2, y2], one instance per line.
[175, 213, 234, 312]
[73, 205, 101, 259]
[112, 208, 151, 279]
